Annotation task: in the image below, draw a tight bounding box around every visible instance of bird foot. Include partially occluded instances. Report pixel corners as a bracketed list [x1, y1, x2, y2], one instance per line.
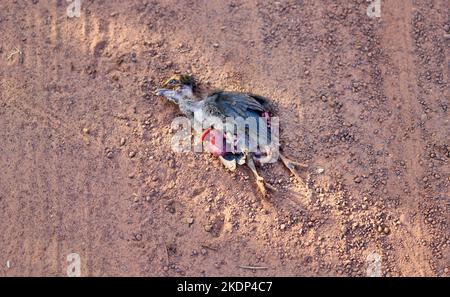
[255, 177, 276, 199]
[279, 154, 308, 183]
[255, 177, 268, 198]
[247, 157, 276, 199]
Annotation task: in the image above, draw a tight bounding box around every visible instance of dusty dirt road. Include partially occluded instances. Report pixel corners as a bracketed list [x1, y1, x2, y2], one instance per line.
[0, 0, 448, 276]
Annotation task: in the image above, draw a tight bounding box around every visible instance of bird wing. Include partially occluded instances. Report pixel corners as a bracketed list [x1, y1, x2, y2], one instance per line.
[203, 91, 273, 119]
[201, 91, 273, 154]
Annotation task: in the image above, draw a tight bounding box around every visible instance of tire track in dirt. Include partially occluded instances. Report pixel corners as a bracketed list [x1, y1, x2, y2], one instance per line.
[409, 0, 449, 275]
[380, 0, 431, 276]
[1, 2, 37, 276]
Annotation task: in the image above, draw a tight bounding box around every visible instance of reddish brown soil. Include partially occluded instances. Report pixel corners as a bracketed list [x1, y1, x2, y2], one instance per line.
[0, 0, 448, 276]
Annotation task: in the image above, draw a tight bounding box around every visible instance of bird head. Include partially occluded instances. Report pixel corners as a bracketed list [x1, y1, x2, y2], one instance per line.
[162, 74, 196, 90]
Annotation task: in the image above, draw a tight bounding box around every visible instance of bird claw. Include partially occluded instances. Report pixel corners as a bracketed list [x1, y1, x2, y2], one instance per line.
[255, 177, 276, 199]
[246, 156, 276, 198]
[255, 178, 268, 198]
[279, 154, 308, 183]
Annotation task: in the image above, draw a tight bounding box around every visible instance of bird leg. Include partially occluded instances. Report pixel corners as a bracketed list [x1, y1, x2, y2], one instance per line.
[279, 153, 308, 183]
[246, 155, 276, 198]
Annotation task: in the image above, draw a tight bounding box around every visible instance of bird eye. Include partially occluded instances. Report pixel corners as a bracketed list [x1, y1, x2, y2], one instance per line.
[168, 79, 177, 85]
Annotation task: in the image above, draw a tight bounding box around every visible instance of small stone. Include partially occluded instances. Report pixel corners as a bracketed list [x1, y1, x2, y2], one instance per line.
[316, 168, 325, 174]
[280, 224, 286, 230]
[201, 248, 207, 255]
[128, 173, 135, 179]
[420, 114, 427, 121]
[383, 227, 390, 235]
[120, 137, 126, 146]
[354, 176, 362, 183]
[213, 43, 219, 48]
[106, 151, 113, 159]
[187, 217, 194, 225]
[82, 127, 90, 134]
[6, 260, 11, 269]
[129, 151, 136, 158]
[204, 224, 212, 232]
[163, 266, 169, 272]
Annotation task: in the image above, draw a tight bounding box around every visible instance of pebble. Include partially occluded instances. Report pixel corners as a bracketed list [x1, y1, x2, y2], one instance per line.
[120, 137, 126, 146]
[82, 127, 90, 134]
[129, 151, 136, 158]
[316, 168, 325, 174]
[187, 217, 194, 225]
[106, 151, 113, 159]
[280, 224, 286, 230]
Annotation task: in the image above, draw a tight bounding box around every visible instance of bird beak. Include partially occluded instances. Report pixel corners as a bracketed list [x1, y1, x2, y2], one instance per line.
[155, 89, 167, 96]
[154, 89, 180, 104]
